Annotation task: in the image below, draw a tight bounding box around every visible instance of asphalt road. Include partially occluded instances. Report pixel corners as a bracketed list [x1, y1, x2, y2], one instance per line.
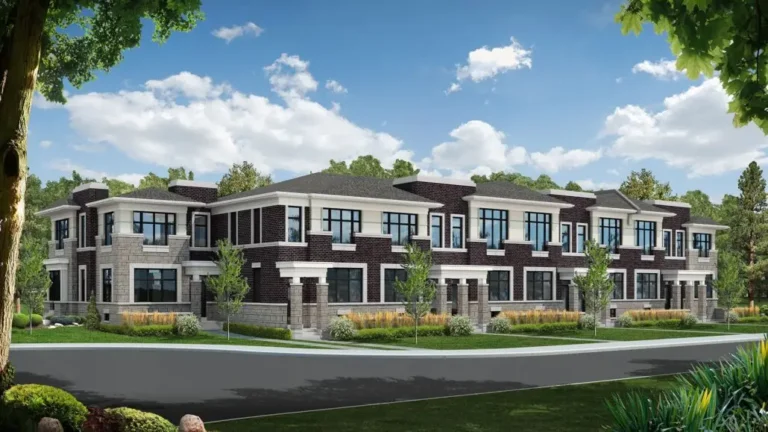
[10, 342, 748, 422]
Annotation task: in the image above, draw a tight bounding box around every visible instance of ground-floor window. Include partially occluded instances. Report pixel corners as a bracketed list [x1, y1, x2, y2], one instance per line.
[610, 272, 624, 299]
[102, 268, 112, 303]
[384, 268, 407, 302]
[526, 271, 553, 300]
[488, 271, 510, 301]
[49, 271, 61, 301]
[327, 268, 363, 303]
[79, 267, 87, 301]
[706, 274, 714, 298]
[134, 269, 177, 302]
[635, 272, 658, 299]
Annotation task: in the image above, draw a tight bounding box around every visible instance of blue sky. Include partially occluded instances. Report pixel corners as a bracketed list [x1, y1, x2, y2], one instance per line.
[28, 0, 767, 202]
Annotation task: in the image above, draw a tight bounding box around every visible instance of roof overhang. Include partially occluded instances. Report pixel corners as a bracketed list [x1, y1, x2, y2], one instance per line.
[646, 199, 691, 208]
[540, 189, 596, 199]
[209, 191, 441, 209]
[638, 210, 677, 217]
[682, 222, 730, 230]
[661, 269, 714, 283]
[208, 191, 307, 208]
[463, 195, 574, 209]
[585, 206, 635, 214]
[35, 205, 80, 217]
[86, 197, 204, 208]
[169, 179, 218, 189]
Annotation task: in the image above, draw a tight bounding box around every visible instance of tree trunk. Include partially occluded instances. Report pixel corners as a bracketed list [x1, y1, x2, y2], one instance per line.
[0, 0, 49, 373]
[749, 241, 756, 308]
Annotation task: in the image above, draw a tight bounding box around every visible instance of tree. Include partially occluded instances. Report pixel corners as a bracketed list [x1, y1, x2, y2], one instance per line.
[573, 240, 614, 336]
[565, 181, 584, 192]
[616, 0, 768, 133]
[471, 171, 563, 190]
[207, 239, 249, 340]
[0, 1, 203, 379]
[15, 241, 49, 335]
[619, 169, 674, 200]
[680, 190, 718, 220]
[394, 243, 436, 345]
[713, 252, 746, 330]
[102, 178, 135, 197]
[217, 161, 272, 197]
[323, 155, 420, 178]
[138, 167, 194, 190]
[388, 159, 420, 178]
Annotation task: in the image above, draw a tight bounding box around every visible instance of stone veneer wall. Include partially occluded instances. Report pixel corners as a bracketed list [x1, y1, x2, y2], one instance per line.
[207, 302, 288, 327]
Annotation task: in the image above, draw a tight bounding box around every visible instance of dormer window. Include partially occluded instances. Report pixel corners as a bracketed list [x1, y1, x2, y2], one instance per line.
[322, 208, 360, 244]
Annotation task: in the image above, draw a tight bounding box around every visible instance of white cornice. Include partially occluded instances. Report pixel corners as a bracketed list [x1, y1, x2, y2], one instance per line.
[208, 191, 307, 208]
[586, 206, 635, 214]
[208, 191, 442, 209]
[169, 179, 218, 189]
[463, 195, 574, 209]
[35, 205, 80, 217]
[540, 189, 596, 199]
[646, 199, 691, 208]
[682, 222, 729, 230]
[86, 197, 203, 208]
[392, 174, 476, 187]
[72, 182, 108, 193]
[638, 210, 676, 217]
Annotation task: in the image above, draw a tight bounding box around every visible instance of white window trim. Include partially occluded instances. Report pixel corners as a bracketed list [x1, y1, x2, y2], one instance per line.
[45, 267, 67, 302]
[608, 268, 628, 300]
[522, 267, 557, 302]
[675, 230, 686, 257]
[487, 266, 514, 303]
[78, 213, 86, 248]
[450, 214, 466, 249]
[560, 222, 572, 253]
[326, 262, 368, 304]
[430, 213, 445, 249]
[78, 265, 88, 302]
[634, 269, 662, 300]
[662, 229, 673, 257]
[576, 223, 588, 253]
[285, 206, 305, 243]
[380, 263, 404, 303]
[190, 211, 211, 250]
[98, 264, 114, 303]
[128, 263, 183, 303]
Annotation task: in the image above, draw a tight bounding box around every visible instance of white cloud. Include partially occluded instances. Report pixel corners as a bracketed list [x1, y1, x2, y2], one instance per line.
[39, 140, 52, 149]
[146, 72, 231, 99]
[631, 59, 685, 80]
[330, 101, 341, 113]
[602, 78, 768, 177]
[447, 37, 532, 94]
[576, 179, 619, 191]
[49, 159, 143, 186]
[32, 91, 68, 109]
[325, 80, 348, 94]
[428, 120, 528, 174]
[607, 168, 620, 176]
[529, 147, 602, 173]
[211, 22, 264, 43]
[264, 53, 318, 98]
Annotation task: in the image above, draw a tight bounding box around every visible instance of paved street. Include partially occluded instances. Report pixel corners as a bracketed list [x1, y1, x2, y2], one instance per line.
[11, 342, 748, 422]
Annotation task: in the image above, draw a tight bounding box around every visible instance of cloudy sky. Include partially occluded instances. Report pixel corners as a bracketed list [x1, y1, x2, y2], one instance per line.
[29, 0, 767, 202]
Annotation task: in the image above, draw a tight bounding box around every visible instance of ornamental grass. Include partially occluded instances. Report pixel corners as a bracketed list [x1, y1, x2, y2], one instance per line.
[733, 305, 761, 317]
[345, 311, 450, 329]
[625, 309, 688, 322]
[499, 310, 580, 325]
[120, 312, 177, 326]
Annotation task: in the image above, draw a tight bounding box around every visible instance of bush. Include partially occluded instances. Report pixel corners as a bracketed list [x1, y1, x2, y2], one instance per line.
[505, 322, 579, 334]
[12, 313, 29, 329]
[500, 309, 580, 324]
[726, 310, 740, 323]
[223, 322, 292, 340]
[616, 313, 633, 328]
[489, 316, 513, 333]
[84, 295, 101, 330]
[680, 313, 699, 328]
[99, 324, 175, 337]
[737, 315, 768, 323]
[760, 304, 768, 317]
[30, 314, 43, 327]
[73, 316, 85, 324]
[174, 314, 200, 337]
[352, 325, 447, 342]
[328, 316, 356, 341]
[83, 406, 121, 432]
[105, 407, 176, 432]
[49, 316, 75, 326]
[578, 313, 596, 330]
[346, 311, 450, 329]
[446, 315, 473, 336]
[1, 384, 88, 432]
[0, 362, 14, 397]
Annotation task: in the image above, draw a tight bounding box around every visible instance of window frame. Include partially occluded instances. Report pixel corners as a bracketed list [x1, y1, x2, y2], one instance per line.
[634, 220, 657, 255]
[55, 218, 69, 250]
[693, 233, 712, 258]
[191, 212, 210, 249]
[132, 267, 179, 303]
[78, 265, 87, 302]
[662, 229, 672, 257]
[383, 267, 408, 303]
[102, 267, 113, 303]
[675, 230, 686, 257]
[322, 208, 361, 244]
[524, 269, 555, 301]
[430, 213, 444, 249]
[560, 222, 572, 253]
[103, 212, 114, 246]
[450, 214, 465, 249]
[524, 212, 552, 252]
[488, 270, 511, 301]
[599, 217, 622, 253]
[635, 272, 660, 300]
[78, 213, 87, 248]
[327, 267, 364, 303]
[382, 212, 417, 246]
[479, 208, 508, 250]
[609, 271, 626, 300]
[286, 206, 303, 243]
[576, 223, 588, 253]
[132, 211, 176, 246]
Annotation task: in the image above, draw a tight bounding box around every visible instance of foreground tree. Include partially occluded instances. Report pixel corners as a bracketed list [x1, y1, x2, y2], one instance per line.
[0, 0, 203, 380]
[15, 241, 49, 335]
[731, 162, 768, 307]
[573, 240, 614, 336]
[713, 252, 746, 330]
[394, 244, 436, 345]
[207, 239, 249, 340]
[616, 0, 768, 132]
[619, 169, 674, 200]
[217, 161, 272, 197]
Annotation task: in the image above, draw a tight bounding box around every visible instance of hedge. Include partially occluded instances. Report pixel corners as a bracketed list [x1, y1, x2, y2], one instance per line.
[99, 324, 175, 337]
[352, 325, 448, 342]
[223, 322, 292, 340]
[105, 407, 176, 432]
[11, 313, 29, 329]
[629, 319, 685, 329]
[1, 384, 88, 432]
[501, 322, 579, 334]
[737, 315, 768, 324]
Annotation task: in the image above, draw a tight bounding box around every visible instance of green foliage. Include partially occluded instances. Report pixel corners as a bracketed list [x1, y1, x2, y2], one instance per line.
[760, 304, 768, 317]
[208, 239, 250, 339]
[217, 161, 273, 197]
[323, 155, 419, 178]
[223, 322, 292, 340]
[352, 326, 447, 342]
[488, 316, 513, 333]
[174, 314, 200, 337]
[105, 407, 176, 432]
[715, 251, 748, 327]
[102, 178, 136, 196]
[619, 168, 674, 200]
[446, 316, 473, 336]
[578, 314, 596, 330]
[11, 313, 29, 329]
[501, 322, 579, 334]
[573, 240, 614, 334]
[99, 324, 174, 337]
[564, 181, 583, 191]
[49, 316, 83, 326]
[84, 294, 101, 331]
[328, 317, 356, 341]
[16, 240, 50, 317]
[0, 362, 14, 396]
[138, 167, 194, 190]
[1, 384, 88, 432]
[394, 244, 437, 343]
[471, 171, 562, 190]
[616, 314, 634, 328]
[680, 190, 718, 220]
[29, 314, 42, 327]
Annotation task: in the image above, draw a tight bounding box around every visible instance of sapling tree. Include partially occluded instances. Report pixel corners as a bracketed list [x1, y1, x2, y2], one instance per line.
[15, 241, 49, 334]
[394, 243, 436, 344]
[573, 239, 615, 336]
[714, 252, 746, 330]
[207, 239, 249, 340]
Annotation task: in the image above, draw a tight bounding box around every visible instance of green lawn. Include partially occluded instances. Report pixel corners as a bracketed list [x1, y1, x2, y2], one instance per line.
[563, 328, 726, 341]
[209, 375, 678, 432]
[373, 334, 595, 350]
[695, 323, 768, 334]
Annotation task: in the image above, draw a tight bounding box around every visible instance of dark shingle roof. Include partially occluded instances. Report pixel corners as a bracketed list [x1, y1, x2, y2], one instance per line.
[116, 188, 198, 202]
[468, 182, 568, 204]
[41, 196, 78, 211]
[627, 198, 671, 213]
[593, 190, 635, 210]
[215, 173, 438, 203]
[687, 215, 723, 226]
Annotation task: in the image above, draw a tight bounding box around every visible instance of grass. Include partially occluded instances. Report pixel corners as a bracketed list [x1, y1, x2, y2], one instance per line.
[374, 334, 594, 350]
[563, 328, 726, 341]
[209, 375, 678, 432]
[694, 323, 768, 334]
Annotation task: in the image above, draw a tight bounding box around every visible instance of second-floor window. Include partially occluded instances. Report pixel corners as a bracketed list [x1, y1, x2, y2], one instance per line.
[194, 214, 209, 248]
[576, 224, 587, 253]
[383, 212, 416, 246]
[693, 233, 712, 258]
[451, 216, 464, 248]
[525, 212, 551, 251]
[479, 209, 507, 250]
[104, 212, 114, 246]
[78, 213, 86, 248]
[55, 218, 69, 250]
[287, 206, 302, 242]
[635, 220, 656, 255]
[322, 208, 360, 244]
[431, 214, 443, 248]
[599, 218, 622, 253]
[133, 212, 176, 246]
[675, 231, 685, 256]
[561, 223, 571, 253]
[663, 230, 671, 256]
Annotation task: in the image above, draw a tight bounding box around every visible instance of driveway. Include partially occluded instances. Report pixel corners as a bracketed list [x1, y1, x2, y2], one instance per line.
[10, 341, 751, 422]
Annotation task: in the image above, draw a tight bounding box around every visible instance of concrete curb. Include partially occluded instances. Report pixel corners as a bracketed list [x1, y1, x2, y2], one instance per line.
[11, 333, 763, 358]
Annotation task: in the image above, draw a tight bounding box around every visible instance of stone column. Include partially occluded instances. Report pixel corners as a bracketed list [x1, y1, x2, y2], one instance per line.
[457, 281, 469, 317]
[696, 282, 707, 320]
[316, 282, 329, 330]
[671, 283, 681, 310]
[569, 282, 580, 312]
[683, 282, 695, 312]
[289, 281, 303, 331]
[435, 282, 449, 315]
[190, 280, 202, 317]
[477, 280, 490, 329]
[600, 302, 610, 324]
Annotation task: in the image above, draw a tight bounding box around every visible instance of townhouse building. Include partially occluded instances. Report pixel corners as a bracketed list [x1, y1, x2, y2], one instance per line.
[38, 173, 728, 331]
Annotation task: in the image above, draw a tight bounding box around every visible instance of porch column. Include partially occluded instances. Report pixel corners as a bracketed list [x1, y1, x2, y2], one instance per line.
[435, 280, 449, 315]
[683, 282, 694, 312]
[190, 279, 203, 318]
[457, 279, 469, 317]
[316, 280, 329, 331]
[477, 278, 490, 329]
[600, 302, 610, 324]
[696, 282, 707, 320]
[569, 282, 580, 312]
[289, 279, 303, 331]
[670, 283, 681, 310]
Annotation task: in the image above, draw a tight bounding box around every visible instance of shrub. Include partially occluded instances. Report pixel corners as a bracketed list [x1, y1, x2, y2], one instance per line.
[579, 313, 596, 330]
[352, 325, 447, 342]
[0, 362, 14, 397]
[72, 316, 85, 324]
[631, 319, 685, 329]
[726, 310, 740, 323]
[174, 314, 200, 337]
[616, 313, 634, 328]
[506, 322, 579, 334]
[105, 407, 175, 432]
[12, 313, 29, 329]
[760, 304, 768, 317]
[1, 384, 88, 432]
[738, 315, 768, 323]
[49, 316, 75, 326]
[626, 309, 688, 321]
[446, 315, 473, 336]
[120, 312, 177, 326]
[99, 324, 175, 337]
[680, 313, 699, 328]
[83, 406, 121, 432]
[30, 314, 43, 327]
[84, 295, 101, 330]
[733, 305, 760, 318]
[489, 316, 512, 333]
[345, 311, 450, 329]
[223, 322, 292, 340]
[328, 316, 356, 341]
[499, 309, 580, 325]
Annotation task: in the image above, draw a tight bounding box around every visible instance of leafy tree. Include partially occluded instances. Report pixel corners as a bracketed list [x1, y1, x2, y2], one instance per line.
[217, 161, 272, 197]
[713, 252, 746, 330]
[139, 167, 194, 190]
[680, 190, 718, 220]
[565, 181, 584, 192]
[324, 155, 420, 178]
[533, 174, 559, 190]
[15, 241, 49, 334]
[619, 169, 674, 200]
[208, 239, 249, 340]
[394, 243, 437, 345]
[471, 171, 562, 190]
[388, 159, 420, 178]
[0, 0, 202, 376]
[84, 293, 101, 331]
[573, 240, 614, 336]
[616, 0, 768, 133]
[102, 178, 135, 197]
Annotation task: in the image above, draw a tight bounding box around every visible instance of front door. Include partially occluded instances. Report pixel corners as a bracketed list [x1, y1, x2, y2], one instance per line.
[449, 281, 458, 315]
[562, 281, 571, 311]
[664, 282, 672, 310]
[200, 276, 208, 318]
[680, 282, 686, 309]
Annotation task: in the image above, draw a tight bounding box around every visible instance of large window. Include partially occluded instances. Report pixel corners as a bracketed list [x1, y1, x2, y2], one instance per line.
[524, 212, 552, 251]
[134, 269, 177, 302]
[327, 268, 363, 303]
[287, 206, 302, 242]
[576, 224, 587, 253]
[635, 220, 656, 255]
[49, 271, 61, 301]
[561, 223, 571, 253]
[526, 271, 553, 301]
[79, 267, 86, 301]
[322, 208, 361, 244]
[451, 216, 464, 249]
[693, 233, 712, 258]
[104, 212, 114, 246]
[706, 274, 714, 299]
[610, 272, 624, 299]
[133, 212, 176, 245]
[675, 231, 685, 257]
[431, 214, 443, 248]
[599, 218, 622, 253]
[55, 218, 69, 250]
[193, 214, 209, 248]
[229, 212, 238, 245]
[479, 209, 508, 250]
[384, 268, 407, 302]
[102, 268, 112, 303]
[488, 271, 510, 301]
[636, 273, 658, 299]
[79, 213, 86, 248]
[663, 230, 672, 256]
[383, 212, 417, 246]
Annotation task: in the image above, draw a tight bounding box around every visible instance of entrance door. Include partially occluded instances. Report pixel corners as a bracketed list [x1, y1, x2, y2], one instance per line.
[680, 282, 686, 309]
[200, 276, 208, 318]
[562, 281, 571, 311]
[449, 281, 458, 315]
[664, 282, 672, 310]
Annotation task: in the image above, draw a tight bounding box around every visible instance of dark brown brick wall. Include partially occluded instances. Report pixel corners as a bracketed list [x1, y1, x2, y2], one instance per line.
[168, 185, 218, 203]
[238, 210, 251, 245]
[262, 206, 285, 243]
[211, 214, 227, 246]
[656, 204, 690, 231]
[253, 208, 261, 243]
[554, 195, 595, 247]
[242, 246, 308, 303]
[76, 251, 97, 300]
[72, 188, 108, 248]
